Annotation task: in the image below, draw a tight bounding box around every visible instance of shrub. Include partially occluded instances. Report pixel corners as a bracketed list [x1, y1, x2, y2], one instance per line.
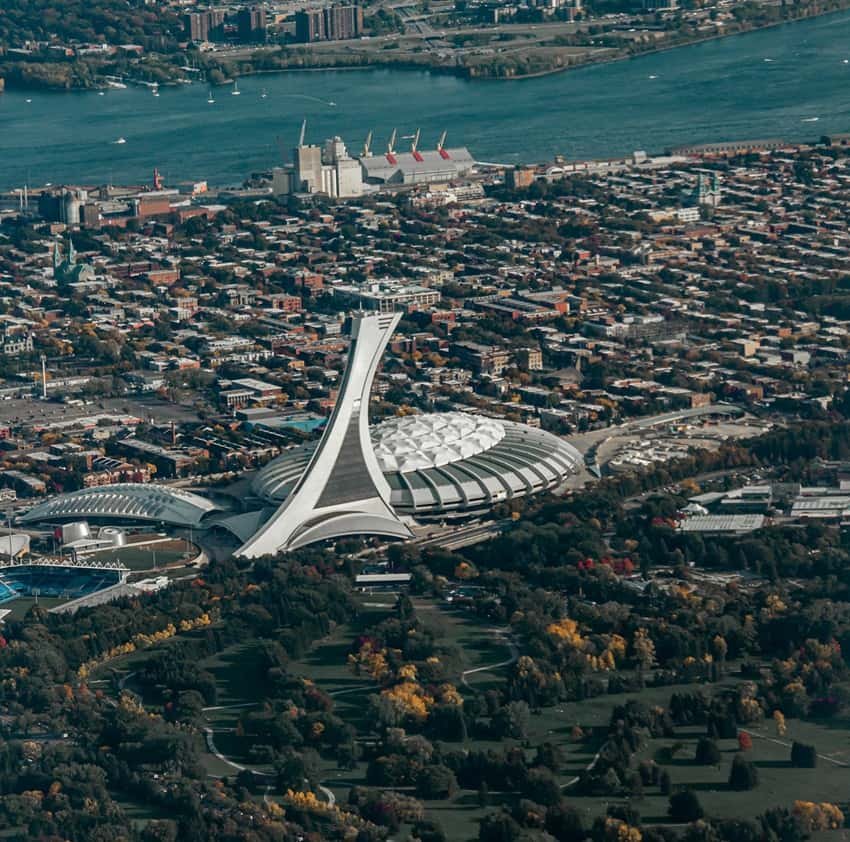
[729, 754, 759, 791]
[695, 737, 721, 765]
[791, 741, 817, 768]
[669, 789, 704, 822]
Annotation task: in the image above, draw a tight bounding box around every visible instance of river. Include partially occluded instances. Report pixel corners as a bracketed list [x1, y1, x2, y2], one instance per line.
[2, 10, 850, 190]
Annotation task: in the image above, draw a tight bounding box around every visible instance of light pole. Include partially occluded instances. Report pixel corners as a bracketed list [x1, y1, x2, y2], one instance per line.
[5, 505, 12, 561]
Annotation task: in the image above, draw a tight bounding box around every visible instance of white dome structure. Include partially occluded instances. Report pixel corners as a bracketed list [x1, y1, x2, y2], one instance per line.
[373, 413, 505, 472]
[253, 411, 582, 519]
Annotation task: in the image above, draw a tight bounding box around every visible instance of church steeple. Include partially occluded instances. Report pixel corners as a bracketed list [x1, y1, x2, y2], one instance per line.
[68, 238, 76, 266]
[53, 240, 61, 272]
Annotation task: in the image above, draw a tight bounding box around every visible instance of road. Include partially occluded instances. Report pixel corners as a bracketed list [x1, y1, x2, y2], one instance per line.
[746, 728, 849, 768]
[561, 746, 603, 790]
[414, 520, 511, 551]
[204, 720, 337, 805]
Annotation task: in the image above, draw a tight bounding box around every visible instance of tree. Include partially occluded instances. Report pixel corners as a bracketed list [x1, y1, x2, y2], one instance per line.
[633, 628, 656, 688]
[524, 767, 561, 806]
[729, 754, 758, 791]
[712, 634, 728, 676]
[792, 800, 844, 832]
[416, 764, 457, 800]
[493, 701, 530, 739]
[791, 741, 817, 768]
[695, 737, 721, 766]
[669, 789, 704, 822]
[477, 781, 489, 807]
[479, 811, 523, 842]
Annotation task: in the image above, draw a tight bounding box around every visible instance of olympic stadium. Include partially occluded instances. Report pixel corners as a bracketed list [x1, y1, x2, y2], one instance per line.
[16, 313, 582, 559]
[253, 412, 581, 519]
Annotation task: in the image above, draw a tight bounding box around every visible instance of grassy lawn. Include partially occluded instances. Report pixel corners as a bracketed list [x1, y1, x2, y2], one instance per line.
[191, 595, 517, 803]
[90, 544, 190, 572]
[87, 593, 850, 839]
[2, 595, 67, 620]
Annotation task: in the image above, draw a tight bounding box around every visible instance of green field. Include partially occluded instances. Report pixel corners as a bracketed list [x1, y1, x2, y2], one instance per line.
[189, 596, 529, 837]
[89, 540, 193, 572]
[1, 595, 67, 621]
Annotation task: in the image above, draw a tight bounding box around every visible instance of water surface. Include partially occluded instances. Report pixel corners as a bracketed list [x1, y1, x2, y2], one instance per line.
[2, 11, 849, 189]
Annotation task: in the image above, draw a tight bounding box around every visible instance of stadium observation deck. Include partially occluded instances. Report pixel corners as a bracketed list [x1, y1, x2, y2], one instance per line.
[18, 483, 220, 527]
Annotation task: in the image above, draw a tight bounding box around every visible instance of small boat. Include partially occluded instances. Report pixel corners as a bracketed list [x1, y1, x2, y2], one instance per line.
[232, 81, 241, 96]
[648, 75, 657, 80]
[801, 116, 819, 122]
[152, 82, 159, 97]
[763, 58, 774, 62]
[208, 90, 215, 103]
[844, 59, 849, 64]
[25, 98, 32, 103]
[261, 88, 268, 99]
[113, 137, 127, 144]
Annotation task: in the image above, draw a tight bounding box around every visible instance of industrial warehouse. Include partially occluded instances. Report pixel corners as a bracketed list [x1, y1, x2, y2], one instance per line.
[272, 124, 476, 199]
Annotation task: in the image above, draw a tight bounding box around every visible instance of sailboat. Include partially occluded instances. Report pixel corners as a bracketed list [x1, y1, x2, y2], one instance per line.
[261, 88, 268, 99]
[232, 80, 241, 96]
[152, 82, 160, 97]
[208, 89, 215, 104]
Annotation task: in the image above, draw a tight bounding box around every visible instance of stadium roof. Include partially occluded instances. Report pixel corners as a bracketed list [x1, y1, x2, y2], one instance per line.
[19, 483, 220, 527]
[373, 413, 505, 472]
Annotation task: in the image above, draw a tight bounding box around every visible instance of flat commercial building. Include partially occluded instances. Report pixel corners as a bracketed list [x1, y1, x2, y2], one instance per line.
[452, 341, 510, 374]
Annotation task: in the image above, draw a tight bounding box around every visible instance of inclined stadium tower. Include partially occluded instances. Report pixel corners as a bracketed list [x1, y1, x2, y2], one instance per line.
[236, 311, 582, 557]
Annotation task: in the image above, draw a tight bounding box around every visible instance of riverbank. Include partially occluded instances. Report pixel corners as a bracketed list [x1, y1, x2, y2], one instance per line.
[204, 0, 850, 84]
[3, 0, 850, 91]
[488, 2, 850, 81]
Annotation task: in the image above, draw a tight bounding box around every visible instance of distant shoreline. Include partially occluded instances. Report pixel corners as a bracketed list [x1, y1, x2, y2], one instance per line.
[491, 4, 850, 81]
[2, 3, 849, 92]
[198, 2, 850, 84]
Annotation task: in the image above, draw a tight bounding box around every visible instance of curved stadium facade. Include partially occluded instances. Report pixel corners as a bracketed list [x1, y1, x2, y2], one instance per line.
[19, 484, 220, 527]
[254, 412, 581, 518]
